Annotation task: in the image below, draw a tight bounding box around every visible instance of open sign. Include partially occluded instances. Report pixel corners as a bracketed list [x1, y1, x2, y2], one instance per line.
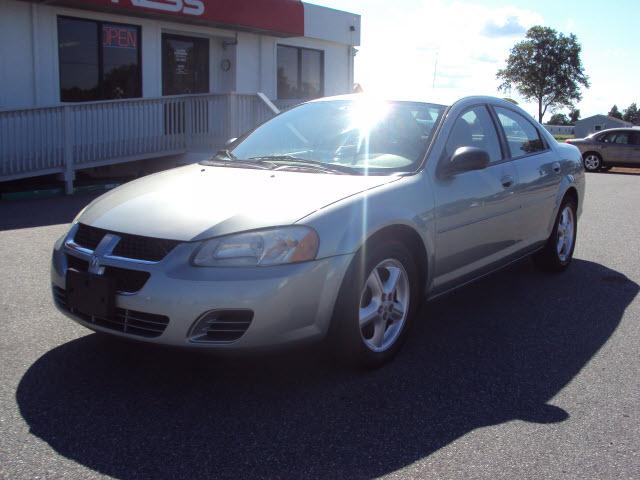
[103, 25, 138, 49]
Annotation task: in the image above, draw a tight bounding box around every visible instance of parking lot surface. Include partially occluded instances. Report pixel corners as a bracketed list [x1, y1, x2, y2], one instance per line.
[1, 172, 639, 479]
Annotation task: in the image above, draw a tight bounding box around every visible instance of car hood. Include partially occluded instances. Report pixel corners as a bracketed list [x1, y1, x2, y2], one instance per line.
[78, 164, 399, 241]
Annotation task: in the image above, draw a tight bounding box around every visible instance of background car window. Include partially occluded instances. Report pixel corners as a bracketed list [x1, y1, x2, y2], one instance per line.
[601, 132, 630, 144]
[613, 133, 630, 144]
[445, 106, 502, 163]
[494, 107, 545, 157]
[631, 132, 640, 146]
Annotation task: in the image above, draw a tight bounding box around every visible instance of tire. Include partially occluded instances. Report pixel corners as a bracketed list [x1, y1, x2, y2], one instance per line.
[329, 240, 420, 368]
[533, 196, 577, 272]
[582, 153, 602, 172]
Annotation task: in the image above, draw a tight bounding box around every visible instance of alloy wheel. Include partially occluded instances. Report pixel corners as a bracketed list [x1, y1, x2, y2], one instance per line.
[359, 258, 410, 352]
[556, 205, 575, 263]
[583, 154, 601, 171]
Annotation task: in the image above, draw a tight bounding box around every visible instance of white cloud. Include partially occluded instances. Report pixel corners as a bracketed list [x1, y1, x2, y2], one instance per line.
[482, 15, 528, 38]
[323, 0, 621, 119]
[353, 0, 544, 113]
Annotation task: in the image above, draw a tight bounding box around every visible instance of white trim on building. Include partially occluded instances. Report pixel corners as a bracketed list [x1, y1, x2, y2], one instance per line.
[0, 0, 360, 190]
[0, 0, 360, 109]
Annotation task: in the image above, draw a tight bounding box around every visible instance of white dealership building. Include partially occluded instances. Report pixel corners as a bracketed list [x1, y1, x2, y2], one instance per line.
[0, 0, 360, 191]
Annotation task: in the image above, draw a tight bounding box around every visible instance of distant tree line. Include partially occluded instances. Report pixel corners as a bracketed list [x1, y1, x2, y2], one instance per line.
[546, 103, 640, 126]
[547, 109, 581, 126]
[607, 103, 640, 125]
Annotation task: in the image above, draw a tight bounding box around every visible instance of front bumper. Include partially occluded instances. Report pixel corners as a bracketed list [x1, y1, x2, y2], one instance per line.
[51, 228, 353, 350]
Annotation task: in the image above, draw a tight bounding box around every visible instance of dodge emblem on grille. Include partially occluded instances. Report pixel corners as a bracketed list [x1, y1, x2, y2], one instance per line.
[88, 254, 104, 275]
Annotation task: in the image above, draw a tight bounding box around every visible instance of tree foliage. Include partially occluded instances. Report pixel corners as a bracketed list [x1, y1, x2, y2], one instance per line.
[623, 103, 639, 125]
[608, 105, 623, 119]
[548, 113, 570, 125]
[497, 26, 589, 123]
[568, 108, 580, 124]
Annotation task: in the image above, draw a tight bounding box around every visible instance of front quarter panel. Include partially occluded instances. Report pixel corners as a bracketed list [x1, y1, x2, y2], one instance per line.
[299, 173, 436, 285]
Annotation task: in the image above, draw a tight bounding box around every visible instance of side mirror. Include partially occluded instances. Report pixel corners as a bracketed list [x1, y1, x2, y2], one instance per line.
[225, 137, 238, 147]
[442, 146, 490, 176]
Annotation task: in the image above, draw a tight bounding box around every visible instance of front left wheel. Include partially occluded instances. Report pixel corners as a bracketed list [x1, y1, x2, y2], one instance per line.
[583, 153, 602, 172]
[329, 241, 420, 368]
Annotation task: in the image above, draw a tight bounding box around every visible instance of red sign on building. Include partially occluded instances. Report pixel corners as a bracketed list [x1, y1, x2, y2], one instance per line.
[34, 0, 305, 37]
[103, 25, 138, 49]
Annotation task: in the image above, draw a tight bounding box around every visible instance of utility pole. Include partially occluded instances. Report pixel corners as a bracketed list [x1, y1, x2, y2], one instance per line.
[432, 50, 439, 88]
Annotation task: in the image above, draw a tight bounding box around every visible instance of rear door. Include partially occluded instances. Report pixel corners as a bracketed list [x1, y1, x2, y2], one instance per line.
[599, 131, 632, 163]
[492, 106, 562, 247]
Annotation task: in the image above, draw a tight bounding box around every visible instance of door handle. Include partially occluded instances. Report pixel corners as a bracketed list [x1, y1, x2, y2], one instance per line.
[552, 162, 561, 173]
[501, 175, 514, 188]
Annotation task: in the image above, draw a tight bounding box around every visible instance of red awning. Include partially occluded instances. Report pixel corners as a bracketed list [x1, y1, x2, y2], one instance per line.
[31, 0, 305, 37]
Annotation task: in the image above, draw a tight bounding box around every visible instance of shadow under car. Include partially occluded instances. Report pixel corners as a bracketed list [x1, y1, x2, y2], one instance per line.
[17, 258, 637, 479]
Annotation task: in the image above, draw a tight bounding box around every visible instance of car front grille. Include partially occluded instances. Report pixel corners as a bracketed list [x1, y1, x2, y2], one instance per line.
[53, 286, 169, 338]
[66, 255, 150, 293]
[74, 223, 181, 262]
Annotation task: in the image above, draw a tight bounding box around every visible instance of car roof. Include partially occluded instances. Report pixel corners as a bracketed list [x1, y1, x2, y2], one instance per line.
[591, 128, 637, 135]
[310, 93, 526, 113]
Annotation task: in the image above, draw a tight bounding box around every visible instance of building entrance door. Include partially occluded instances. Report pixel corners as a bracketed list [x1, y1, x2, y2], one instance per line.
[162, 34, 209, 95]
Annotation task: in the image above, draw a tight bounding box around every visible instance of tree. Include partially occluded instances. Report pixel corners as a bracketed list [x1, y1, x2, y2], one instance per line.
[548, 113, 570, 125]
[623, 103, 639, 125]
[608, 105, 623, 119]
[497, 26, 589, 123]
[568, 108, 580, 125]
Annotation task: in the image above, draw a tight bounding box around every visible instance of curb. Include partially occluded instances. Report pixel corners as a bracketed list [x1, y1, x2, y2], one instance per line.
[1, 182, 121, 201]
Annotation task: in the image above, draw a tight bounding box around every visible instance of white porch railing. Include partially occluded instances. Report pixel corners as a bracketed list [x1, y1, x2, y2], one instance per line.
[0, 93, 279, 193]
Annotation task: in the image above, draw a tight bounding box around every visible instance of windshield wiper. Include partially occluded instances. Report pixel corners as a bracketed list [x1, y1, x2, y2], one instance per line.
[247, 155, 357, 175]
[200, 150, 277, 170]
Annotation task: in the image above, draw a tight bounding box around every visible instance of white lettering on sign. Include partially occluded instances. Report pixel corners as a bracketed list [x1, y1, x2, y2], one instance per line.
[110, 0, 205, 16]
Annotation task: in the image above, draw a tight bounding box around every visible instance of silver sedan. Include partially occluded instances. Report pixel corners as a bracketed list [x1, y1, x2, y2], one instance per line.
[51, 95, 585, 367]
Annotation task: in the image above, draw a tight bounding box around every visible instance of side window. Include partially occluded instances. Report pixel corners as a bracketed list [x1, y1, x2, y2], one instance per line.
[494, 107, 545, 157]
[631, 132, 640, 146]
[613, 132, 630, 144]
[445, 106, 502, 163]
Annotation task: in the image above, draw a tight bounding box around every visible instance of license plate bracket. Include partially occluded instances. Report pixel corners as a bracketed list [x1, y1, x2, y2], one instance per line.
[66, 269, 116, 318]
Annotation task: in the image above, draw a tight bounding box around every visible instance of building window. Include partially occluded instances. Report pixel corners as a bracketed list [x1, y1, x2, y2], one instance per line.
[277, 45, 324, 99]
[58, 17, 141, 102]
[162, 34, 210, 96]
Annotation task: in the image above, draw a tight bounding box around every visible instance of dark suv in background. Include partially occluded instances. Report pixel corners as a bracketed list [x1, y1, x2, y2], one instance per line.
[567, 128, 640, 172]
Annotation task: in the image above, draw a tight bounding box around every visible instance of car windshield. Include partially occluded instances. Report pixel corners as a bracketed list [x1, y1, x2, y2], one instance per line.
[223, 98, 446, 175]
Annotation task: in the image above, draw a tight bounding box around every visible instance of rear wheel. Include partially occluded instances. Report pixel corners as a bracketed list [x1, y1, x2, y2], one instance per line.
[582, 153, 602, 172]
[533, 196, 577, 272]
[329, 241, 420, 368]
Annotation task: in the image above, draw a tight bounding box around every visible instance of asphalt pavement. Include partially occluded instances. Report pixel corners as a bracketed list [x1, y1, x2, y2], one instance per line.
[0, 172, 639, 479]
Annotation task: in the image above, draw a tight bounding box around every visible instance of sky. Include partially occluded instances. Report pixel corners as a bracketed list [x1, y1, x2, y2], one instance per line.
[309, 0, 640, 121]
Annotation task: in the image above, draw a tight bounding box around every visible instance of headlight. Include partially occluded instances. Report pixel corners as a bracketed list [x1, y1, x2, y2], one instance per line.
[192, 226, 319, 267]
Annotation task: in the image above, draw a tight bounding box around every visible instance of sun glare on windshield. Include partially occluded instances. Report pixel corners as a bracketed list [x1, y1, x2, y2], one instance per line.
[342, 98, 392, 150]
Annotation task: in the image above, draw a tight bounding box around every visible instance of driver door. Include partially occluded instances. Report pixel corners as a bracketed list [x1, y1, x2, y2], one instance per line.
[431, 105, 520, 292]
